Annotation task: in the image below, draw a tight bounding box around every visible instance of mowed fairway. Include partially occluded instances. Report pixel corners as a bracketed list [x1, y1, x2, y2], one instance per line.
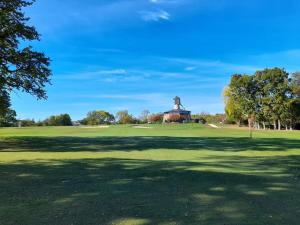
[0, 124, 300, 225]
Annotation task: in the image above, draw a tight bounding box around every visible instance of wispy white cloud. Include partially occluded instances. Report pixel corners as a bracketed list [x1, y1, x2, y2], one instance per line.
[77, 93, 171, 108]
[29, 1, 146, 34]
[58, 68, 189, 81]
[149, 0, 183, 4]
[140, 10, 170, 22]
[99, 69, 127, 75]
[58, 69, 127, 80]
[56, 55, 258, 84]
[185, 66, 197, 71]
[161, 57, 259, 74]
[94, 48, 125, 53]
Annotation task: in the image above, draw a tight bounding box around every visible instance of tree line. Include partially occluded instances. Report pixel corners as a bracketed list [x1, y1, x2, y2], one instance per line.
[1, 110, 162, 127]
[224, 68, 300, 130]
[1, 110, 230, 127]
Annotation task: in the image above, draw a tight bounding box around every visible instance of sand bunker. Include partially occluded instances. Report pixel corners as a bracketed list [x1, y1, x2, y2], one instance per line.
[208, 124, 219, 128]
[133, 126, 152, 129]
[80, 125, 110, 129]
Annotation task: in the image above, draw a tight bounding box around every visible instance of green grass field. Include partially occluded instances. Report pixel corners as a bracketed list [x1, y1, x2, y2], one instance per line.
[0, 124, 299, 225]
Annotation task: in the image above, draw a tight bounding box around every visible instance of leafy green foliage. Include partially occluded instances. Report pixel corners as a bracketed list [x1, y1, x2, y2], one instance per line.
[192, 113, 226, 124]
[148, 113, 163, 123]
[166, 113, 181, 123]
[81, 110, 115, 125]
[44, 114, 72, 126]
[116, 110, 136, 124]
[291, 72, 300, 97]
[0, 108, 16, 127]
[255, 68, 290, 125]
[139, 110, 150, 123]
[0, 89, 10, 115]
[223, 87, 244, 125]
[0, 0, 51, 112]
[229, 74, 257, 118]
[0, 88, 16, 127]
[19, 118, 35, 127]
[225, 68, 300, 129]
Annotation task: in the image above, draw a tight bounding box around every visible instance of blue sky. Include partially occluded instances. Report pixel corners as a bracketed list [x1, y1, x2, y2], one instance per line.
[12, 0, 300, 120]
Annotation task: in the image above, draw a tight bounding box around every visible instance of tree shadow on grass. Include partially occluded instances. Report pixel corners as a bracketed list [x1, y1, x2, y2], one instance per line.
[0, 136, 300, 152]
[0, 156, 300, 225]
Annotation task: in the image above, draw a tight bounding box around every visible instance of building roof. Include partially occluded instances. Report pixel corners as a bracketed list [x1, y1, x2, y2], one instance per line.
[164, 109, 191, 114]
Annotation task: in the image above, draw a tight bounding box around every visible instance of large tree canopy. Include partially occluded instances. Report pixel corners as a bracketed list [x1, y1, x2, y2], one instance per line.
[44, 114, 73, 126]
[81, 110, 115, 125]
[0, 0, 51, 111]
[291, 72, 300, 97]
[224, 68, 300, 130]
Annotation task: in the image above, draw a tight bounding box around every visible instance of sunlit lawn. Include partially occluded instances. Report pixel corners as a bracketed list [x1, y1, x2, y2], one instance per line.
[0, 124, 299, 225]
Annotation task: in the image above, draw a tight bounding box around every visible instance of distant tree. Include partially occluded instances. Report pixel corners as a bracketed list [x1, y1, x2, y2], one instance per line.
[193, 113, 226, 124]
[228, 74, 257, 137]
[0, 108, 17, 127]
[139, 110, 150, 123]
[60, 114, 72, 126]
[35, 120, 44, 126]
[167, 114, 181, 123]
[20, 119, 35, 127]
[148, 113, 163, 123]
[291, 72, 300, 97]
[225, 68, 299, 131]
[198, 117, 207, 124]
[289, 73, 300, 129]
[289, 99, 300, 128]
[44, 114, 72, 126]
[0, 0, 51, 113]
[253, 70, 271, 130]
[44, 116, 56, 126]
[255, 68, 290, 130]
[223, 87, 243, 126]
[82, 110, 115, 125]
[192, 114, 207, 124]
[116, 110, 136, 124]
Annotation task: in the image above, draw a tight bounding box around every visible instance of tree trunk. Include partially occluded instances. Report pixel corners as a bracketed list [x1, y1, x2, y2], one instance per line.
[285, 125, 288, 130]
[273, 120, 277, 130]
[262, 121, 266, 130]
[290, 120, 293, 130]
[278, 120, 281, 131]
[237, 120, 241, 127]
[248, 118, 253, 139]
[257, 123, 260, 130]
